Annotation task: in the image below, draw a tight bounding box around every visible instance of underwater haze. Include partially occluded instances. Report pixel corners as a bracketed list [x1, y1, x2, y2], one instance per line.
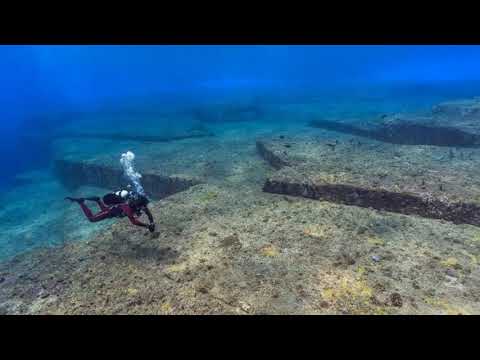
[2, 45, 480, 315]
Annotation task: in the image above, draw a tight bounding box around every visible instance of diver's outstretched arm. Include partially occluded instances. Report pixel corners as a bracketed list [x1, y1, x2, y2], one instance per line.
[127, 215, 149, 228]
[119, 204, 155, 232]
[144, 206, 156, 232]
[144, 206, 154, 224]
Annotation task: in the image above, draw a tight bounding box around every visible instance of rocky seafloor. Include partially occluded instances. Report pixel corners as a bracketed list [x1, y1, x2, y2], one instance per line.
[1, 98, 480, 315]
[0, 170, 113, 262]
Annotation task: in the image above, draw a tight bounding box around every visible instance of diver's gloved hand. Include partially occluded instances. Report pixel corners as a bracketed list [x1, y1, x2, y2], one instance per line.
[148, 223, 156, 233]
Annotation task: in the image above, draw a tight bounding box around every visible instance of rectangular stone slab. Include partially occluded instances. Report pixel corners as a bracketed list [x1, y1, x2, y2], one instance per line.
[55, 159, 199, 199]
[52, 127, 260, 197]
[258, 133, 480, 226]
[53, 110, 214, 142]
[55, 130, 214, 143]
[52, 137, 217, 199]
[309, 97, 480, 147]
[53, 136, 219, 178]
[432, 97, 480, 119]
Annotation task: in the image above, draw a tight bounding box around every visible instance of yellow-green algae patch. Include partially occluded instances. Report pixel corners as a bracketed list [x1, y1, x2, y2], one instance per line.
[318, 268, 390, 315]
[367, 236, 385, 246]
[260, 244, 280, 257]
[198, 191, 219, 202]
[423, 297, 471, 315]
[440, 257, 461, 269]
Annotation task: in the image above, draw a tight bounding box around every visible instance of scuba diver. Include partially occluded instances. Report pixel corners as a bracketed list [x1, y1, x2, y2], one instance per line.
[65, 188, 156, 233]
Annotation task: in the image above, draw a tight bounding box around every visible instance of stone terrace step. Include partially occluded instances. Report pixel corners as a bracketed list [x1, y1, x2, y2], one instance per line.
[257, 132, 480, 226]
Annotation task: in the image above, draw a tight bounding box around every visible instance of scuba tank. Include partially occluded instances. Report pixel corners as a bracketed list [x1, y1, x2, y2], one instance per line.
[103, 185, 134, 206]
[115, 190, 131, 199]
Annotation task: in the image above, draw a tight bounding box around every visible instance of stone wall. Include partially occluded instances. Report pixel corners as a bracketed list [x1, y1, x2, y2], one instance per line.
[54, 159, 201, 200]
[263, 176, 480, 226]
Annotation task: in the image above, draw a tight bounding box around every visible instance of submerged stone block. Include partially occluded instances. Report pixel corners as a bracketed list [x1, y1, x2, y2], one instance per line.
[432, 97, 480, 118]
[257, 135, 480, 226]
[54, 159, 200, 200]
[57, 129, 214, 143]
[256, 139, 290, 170]
[309, 97, 480, 147]
[52, 133, 215, 199]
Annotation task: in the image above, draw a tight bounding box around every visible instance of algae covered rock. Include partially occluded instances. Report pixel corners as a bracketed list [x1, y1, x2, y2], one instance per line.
[309, 96, 480, 147]
[258, 132, 480, 226]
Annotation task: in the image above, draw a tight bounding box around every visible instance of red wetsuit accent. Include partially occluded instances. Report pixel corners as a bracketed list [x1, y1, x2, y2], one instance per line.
[79, 199, 150, 228]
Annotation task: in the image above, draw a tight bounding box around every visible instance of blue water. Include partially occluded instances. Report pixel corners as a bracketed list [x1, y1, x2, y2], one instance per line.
[2, 45, 480, 261]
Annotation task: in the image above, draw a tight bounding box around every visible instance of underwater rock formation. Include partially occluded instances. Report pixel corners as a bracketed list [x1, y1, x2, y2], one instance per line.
[263, 170, 480, 226]
[257, 135, 480, 226]
[256, 139, 290, 169]
[432, 97, 480, 118]
[55, 130, 214, 143]
[55, 159, 200, 199]
[309, 97, 480, 147]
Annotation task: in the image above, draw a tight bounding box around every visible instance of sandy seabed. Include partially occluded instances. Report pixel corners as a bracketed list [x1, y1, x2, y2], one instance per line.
[1, 100, 480, 315]
[0, 95, 480, 314]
